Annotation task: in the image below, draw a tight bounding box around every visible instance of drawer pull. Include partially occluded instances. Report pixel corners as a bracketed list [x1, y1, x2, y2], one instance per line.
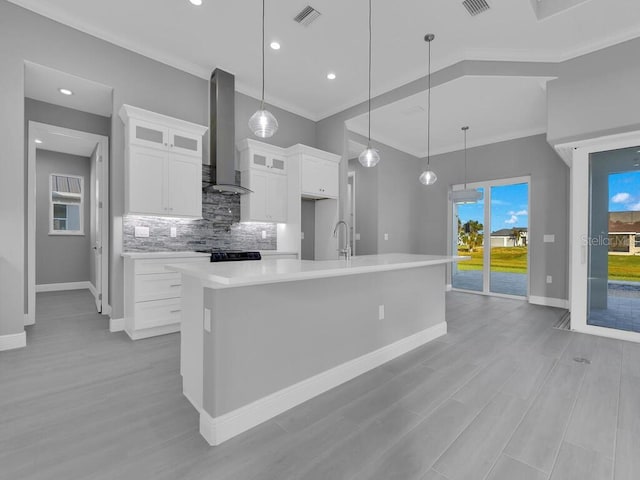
[170, 284, 181, 287]
[170, 309, 181, 313]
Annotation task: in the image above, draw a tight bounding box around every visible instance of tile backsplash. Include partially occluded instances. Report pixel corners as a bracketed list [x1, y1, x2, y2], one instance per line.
[123, 166, 277, 252]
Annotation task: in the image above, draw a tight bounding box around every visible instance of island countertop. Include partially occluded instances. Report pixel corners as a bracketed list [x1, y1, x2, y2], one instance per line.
[167, 253, 469, 288]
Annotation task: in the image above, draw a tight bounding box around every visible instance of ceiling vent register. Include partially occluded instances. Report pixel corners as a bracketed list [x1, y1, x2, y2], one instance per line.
[294, 6, 322, 26]
[462, 0, 491, 16]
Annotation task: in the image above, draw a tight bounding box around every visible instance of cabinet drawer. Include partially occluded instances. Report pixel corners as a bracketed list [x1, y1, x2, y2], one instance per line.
[134, 257, 208, 275]
[134, 298, 182, 330]
[135, 273, 181, 301]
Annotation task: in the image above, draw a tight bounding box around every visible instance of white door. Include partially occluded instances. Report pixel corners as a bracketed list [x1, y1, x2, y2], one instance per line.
[266, 173, 288, 222]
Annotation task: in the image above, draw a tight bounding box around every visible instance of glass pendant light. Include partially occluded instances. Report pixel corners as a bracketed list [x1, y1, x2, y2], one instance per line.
[419, 33, 437, 185]
[249, 0, 278, 138]
[358, 0, 380, 168]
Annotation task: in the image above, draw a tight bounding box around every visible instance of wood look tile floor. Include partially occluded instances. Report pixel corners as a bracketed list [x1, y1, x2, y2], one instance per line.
[2, 289, 640, 479]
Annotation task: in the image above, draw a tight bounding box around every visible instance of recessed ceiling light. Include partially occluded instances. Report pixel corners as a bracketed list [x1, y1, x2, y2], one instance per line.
[327, 73, 336, 80]
[34, 139, 43, 144]
[189, 0, 202, 5]
[58, 88, 73, 96]
[270, 42, 281, 50]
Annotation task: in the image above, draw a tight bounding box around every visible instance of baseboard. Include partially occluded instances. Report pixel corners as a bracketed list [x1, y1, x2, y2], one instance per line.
[109, 318, 125, 332]
[125, 323, 180, 340]
[0, 331, 27, 351]
[36, 281, 92, 293]
[529, 295, 569, 309]
[199, 321, 447, 446]
[24, 313, 35, 326]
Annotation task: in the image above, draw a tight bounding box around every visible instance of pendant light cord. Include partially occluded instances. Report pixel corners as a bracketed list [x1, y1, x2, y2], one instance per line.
[427, 42, 431, 166]
[464, 127, 467, 189]
[261, 0, 265, 110]
[367, 0, 372, 147]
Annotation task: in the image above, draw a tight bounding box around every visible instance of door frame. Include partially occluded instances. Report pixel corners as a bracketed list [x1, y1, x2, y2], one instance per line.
[449, 175, 531, 299]
[26, 121, 110, 325]
[556, 129, 640, 343]
[347, 171, 356, 256]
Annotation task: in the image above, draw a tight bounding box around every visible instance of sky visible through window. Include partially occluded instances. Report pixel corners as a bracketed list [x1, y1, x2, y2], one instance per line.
[609, 171, 640, 212]
[457, 183, 529, 231]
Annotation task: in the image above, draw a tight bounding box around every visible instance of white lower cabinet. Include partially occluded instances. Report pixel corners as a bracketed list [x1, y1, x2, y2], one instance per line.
[123, 254, 209, 340]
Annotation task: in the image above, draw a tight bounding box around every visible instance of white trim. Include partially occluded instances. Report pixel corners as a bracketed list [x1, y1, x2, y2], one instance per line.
[446, 284, 452, 292]
[125, 324, 180, 340]
[572, 324, 640, 344]
[529, 295, 569, 309]
[24, 314, 34, 326]
[0, 331, 27, 351]
[199, 322, 447, 446]
[109, 317, 125, 333]
[36, 281, 93, 292]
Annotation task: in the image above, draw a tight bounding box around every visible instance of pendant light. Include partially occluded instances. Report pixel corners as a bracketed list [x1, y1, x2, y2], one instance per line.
[419, 33, 437, 185]
[358, 0, 380, 168]
[450, 126, 483, 204]
[249, 0, 278, 138]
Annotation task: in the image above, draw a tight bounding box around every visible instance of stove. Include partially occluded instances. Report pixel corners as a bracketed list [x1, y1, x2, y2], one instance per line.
[196, 250, 262, 262]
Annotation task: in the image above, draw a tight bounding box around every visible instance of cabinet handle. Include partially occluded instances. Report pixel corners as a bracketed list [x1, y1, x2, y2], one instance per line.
[170, 309, 181, 313]
[169, 284, 181, 287]
[164, 143, 168, 146]
[170, 144, 174, 148]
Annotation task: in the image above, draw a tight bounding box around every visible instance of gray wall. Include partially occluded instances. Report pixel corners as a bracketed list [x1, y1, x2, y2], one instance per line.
[300, 199, 316, 260]
[36, 150, 91, 285]
[0, 0, 316, 335]
[418, 134, 570, 301]
[547, 37, 640, 144]
[348, 158, 378, 255]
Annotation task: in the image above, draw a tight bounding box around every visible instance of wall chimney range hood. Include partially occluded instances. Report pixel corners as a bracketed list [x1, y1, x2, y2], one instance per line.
[205, 68, 252, 195]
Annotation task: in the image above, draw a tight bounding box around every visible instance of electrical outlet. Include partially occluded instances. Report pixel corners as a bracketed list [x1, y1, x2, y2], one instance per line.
[134, 226, 149, 238]
[301, 231, 305, 240]
[355, 233, 361, 240]
[378, 305, 385, 320]
[384, 233, 389, 241]
[261, 230, 267, 239]
[544, 234, 555, 243]
[546, 275, 553, 284]
[170, 226, 177, 238]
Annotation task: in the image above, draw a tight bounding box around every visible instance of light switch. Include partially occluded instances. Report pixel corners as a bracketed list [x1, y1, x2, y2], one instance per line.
[170, 227, 177, 238]
[134, 226, 149, 238]
[546, 275, 553, 284]
[204, 308, 212, 332]
[544, 234, 555, 243]
[384, 233, 389, 241]
[301, 231, 305, 240]
[355, 233, 361, 241]
[378, 305, 385, 320]
[261, 230, 267, 239]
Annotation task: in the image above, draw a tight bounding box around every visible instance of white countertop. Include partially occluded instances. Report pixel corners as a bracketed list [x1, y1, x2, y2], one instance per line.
[167, 253, 469, 288]
[121, 251, 211, 259]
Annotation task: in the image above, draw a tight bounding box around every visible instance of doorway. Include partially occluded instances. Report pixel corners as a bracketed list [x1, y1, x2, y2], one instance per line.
[27, 122, 110, 324]
[451, 176, 530, 298]
[587, 148, 640, 333]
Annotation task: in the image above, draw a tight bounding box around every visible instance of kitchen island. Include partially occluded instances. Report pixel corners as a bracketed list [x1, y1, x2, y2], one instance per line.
[168, 253, 466, 446]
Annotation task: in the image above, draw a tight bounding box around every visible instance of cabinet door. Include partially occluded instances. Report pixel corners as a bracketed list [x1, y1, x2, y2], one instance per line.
[266, 173, 288, 222]
[301, 155, 324, 196]
[167, 153, 202, 217]
[169, 128, 202, 157]
[243, 170, 268, 221]
[128, 145, 167, 215]
[320, 160, 339, 198]
[131, 119, 169, 150]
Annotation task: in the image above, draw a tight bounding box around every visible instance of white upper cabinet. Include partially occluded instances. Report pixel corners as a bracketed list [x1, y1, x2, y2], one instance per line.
[120, 105, 207, 218]
[286, 144, 341, 200]
[238, 139, 288, 223]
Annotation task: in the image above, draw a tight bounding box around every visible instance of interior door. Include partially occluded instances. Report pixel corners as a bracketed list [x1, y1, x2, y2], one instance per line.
[91, 143, 102, 312]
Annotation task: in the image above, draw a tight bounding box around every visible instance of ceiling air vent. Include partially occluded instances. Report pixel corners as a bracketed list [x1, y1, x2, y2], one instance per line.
[462, 0, 490, 16]
[294, 6, 322, 26]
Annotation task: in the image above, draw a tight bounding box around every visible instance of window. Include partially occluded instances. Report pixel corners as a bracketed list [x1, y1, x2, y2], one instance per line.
[636, 234, 640, 249]
[50, 174, 84, 235]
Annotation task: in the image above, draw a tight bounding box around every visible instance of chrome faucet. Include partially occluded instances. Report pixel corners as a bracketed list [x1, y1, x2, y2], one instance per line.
[333, 220, 351, 261]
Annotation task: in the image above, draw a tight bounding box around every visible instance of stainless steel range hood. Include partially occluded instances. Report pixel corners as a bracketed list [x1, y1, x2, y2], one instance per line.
[205, 68, 252, 195]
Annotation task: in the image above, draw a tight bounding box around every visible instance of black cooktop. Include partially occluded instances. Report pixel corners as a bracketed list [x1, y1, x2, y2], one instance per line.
[196, 250, 262, 262]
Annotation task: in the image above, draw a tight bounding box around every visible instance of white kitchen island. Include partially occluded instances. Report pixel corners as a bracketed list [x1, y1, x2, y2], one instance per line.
[168, 253, 466, 446]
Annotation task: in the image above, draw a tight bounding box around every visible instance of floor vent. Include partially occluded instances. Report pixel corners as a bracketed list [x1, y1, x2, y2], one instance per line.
[294, 6, 322, 26]
[462, 0, 491, 16]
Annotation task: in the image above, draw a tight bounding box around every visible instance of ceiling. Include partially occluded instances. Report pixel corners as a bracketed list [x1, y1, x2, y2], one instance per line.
[25, 62, 113, 117]
[32, 124, 102, 157]
[8, 0, 640, 122]
[346, 75, 552, 157]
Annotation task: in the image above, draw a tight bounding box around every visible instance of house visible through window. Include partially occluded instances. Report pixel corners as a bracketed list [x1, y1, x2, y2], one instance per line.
[50, 174, 84, 235]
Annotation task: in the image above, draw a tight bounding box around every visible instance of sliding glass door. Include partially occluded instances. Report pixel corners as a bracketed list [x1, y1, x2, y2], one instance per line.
[452, 177, 529, 298]
[588, 148, 640, 333]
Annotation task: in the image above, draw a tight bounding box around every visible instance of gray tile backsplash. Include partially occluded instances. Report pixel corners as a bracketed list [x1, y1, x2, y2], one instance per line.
[123, 166, 277, 252]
